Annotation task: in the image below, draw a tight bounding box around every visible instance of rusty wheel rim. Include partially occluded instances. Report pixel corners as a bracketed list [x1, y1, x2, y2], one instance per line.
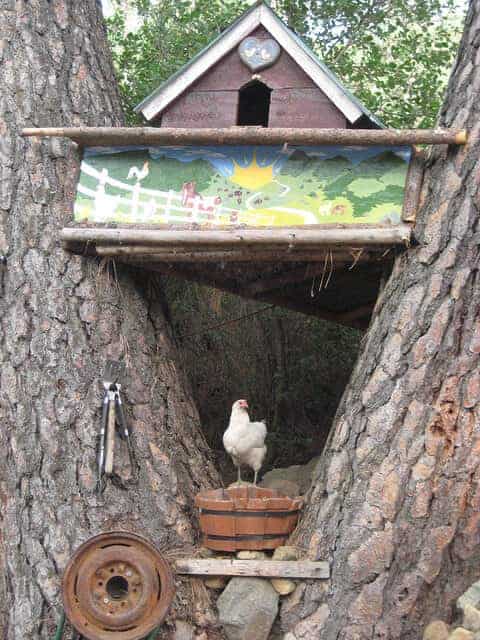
[63, 531, 174, 640]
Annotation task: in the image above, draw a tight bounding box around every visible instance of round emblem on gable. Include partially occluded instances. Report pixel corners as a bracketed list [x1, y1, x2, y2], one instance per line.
[238, 37, 281, 71]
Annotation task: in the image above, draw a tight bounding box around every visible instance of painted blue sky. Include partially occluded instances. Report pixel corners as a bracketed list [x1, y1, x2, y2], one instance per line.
[85, 145, 412, 178]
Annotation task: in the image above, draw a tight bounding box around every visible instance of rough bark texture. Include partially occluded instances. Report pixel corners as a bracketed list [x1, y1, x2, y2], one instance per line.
[0, 2, 219, 639]
[282, 3, 480, 638]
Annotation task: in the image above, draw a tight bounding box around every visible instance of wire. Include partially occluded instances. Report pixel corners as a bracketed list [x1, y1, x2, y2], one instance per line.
[178, 304, 275, 340]
[52, 611, 65, 640]
[324, 250, 334, 289]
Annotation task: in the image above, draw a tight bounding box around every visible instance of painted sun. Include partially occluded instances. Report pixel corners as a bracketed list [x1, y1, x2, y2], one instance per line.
[230, 153, 274, 190]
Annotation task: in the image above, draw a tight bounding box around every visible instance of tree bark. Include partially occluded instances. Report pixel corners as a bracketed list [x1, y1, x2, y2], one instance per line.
[282, 3, 480, 638]
[0, 2, 219, 639]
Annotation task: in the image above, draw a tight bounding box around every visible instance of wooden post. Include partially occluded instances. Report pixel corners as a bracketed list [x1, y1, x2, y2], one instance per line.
[402, 149, 426, 222]
[22, 126, 468, 147]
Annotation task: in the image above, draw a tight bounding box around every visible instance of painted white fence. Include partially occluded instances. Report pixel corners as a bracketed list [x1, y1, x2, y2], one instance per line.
[75, 162, 273, 225]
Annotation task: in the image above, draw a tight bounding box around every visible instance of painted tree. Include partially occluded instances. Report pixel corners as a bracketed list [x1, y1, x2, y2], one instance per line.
[0, 2, 218, 638]
[282, 2, 480, 638]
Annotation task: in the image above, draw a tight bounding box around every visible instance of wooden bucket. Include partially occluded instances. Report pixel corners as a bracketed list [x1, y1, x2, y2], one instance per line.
[195, 486, 303, 552]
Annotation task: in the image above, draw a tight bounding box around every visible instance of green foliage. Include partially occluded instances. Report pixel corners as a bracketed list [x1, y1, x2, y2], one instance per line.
[107, 0, 250, 123]
[107, 0, 465, 127]
[271, 0, 464, 126]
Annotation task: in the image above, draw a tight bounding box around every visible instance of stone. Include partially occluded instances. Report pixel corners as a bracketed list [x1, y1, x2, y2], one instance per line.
[217, 577, 279, 640]
[236, 550, 266, 560]
[423, 620, 449, 640]
[204, 576, 228, 590]
[197, 547, 215, 558]
[260, 457, 320, 495]
[463, 605, 480, 632]
[271, 546, 298, 595]
[174, 620, 195, 640]
[458, 582, 480, 613]
[283, 634, 297, 640]
[271, 578, 296, 595]
[448, 629, 474, 640]
[261, 478, 301, 497]
[273, 546, 298, 561]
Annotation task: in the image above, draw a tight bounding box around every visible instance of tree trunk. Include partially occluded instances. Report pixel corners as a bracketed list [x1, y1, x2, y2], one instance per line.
[0, 2, 219, 638]
[281, 3, 480, 638]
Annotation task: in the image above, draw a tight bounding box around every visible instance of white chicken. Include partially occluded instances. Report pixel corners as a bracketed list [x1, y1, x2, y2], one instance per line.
[223, 399, 267, 485]
[127, 160, 149, 182]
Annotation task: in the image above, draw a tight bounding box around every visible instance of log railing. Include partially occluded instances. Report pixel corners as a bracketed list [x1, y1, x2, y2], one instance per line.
[22, 126, 468, 147]
[60, 225, 412, 248]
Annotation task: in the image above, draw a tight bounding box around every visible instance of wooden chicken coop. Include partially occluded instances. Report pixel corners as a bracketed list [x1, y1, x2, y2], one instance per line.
[23, 1, 466, 328]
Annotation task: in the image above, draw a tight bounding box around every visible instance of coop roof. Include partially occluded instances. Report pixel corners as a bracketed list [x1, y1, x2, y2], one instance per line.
[134, 1, 383, 127]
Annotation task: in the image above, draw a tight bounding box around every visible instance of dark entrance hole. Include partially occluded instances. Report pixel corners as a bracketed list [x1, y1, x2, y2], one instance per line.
[237, 80, 272, 127]
[106, 575, 129, 600]
[164, 279, 363, 487]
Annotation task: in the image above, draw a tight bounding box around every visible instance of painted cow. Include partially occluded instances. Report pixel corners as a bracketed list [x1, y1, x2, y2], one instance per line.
[181, 181, 222, 219]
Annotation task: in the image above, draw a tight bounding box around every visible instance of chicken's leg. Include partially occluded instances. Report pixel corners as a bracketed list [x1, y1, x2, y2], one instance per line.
[237, 465, 242, 484]
[253, 470, 258, 486]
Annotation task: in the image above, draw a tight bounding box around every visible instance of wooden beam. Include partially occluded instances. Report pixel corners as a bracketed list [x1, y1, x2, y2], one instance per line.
[174, 558, 330, 579]
[258, 291, 372, 328]
[243, 260, 370, 296]
[95, 245, 365, 257]
[402, 149, 426, 223]
[61, 225, 412, 248]
[95, 248, 377, 264]
[22, 126, 467, 147]
[123, 260, 374, 329]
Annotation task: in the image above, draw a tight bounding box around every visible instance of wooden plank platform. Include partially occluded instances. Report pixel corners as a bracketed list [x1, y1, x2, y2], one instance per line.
[60, 232, 392, 328]
[174, 558, 330, 579]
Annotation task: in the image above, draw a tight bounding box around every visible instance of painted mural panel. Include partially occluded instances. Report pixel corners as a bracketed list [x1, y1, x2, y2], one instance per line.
[74, 145, 412, 227]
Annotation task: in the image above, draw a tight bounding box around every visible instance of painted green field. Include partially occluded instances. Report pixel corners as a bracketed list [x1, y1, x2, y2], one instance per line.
[74, 145, 410, 226]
